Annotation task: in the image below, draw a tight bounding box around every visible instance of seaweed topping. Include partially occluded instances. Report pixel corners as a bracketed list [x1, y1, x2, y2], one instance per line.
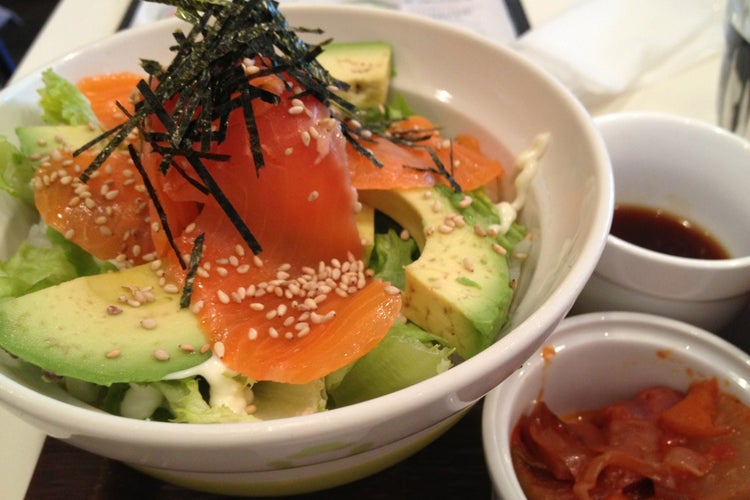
[74, 0, 462, 272]
[180, 232, 205, 308]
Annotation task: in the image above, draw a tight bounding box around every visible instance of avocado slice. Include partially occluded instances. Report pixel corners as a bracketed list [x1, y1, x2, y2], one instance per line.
[16, 124, 101, 158]
[316, 41, 392, 109]
[0, 264, 211, 385]
[356, 202, 376, 265]
[360, 187, 513, 359]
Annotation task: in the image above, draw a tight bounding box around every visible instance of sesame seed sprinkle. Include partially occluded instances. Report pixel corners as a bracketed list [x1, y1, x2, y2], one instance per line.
[140, 317, 158, 329]
[106, 305, 123, 315]
[105, 349, 121, 359]
[153, 349, 170, 361]
[213, 341, 226, 358]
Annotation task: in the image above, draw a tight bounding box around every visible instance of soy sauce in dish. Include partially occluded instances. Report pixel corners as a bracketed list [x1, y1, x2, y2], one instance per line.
[611, 204, 730, 260]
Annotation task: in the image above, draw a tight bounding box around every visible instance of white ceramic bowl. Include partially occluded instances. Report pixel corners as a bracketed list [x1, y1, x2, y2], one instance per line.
[572, 112, 750, 331]
[483, 311, 750, 499]
[0, 5, 612, 496]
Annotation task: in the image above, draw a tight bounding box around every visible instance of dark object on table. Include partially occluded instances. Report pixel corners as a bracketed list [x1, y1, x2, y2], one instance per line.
[0, 0, 59, 86]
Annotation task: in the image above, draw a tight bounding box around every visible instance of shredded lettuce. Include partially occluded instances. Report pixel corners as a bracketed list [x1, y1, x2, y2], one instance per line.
[37, 69, 98, 126]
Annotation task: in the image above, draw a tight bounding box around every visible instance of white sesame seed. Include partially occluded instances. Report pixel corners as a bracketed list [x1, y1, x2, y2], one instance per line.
[217, 290, 231, 304]
[300, 130, 311, 146]
[106, 305, 123, 315]
[105, 349, 121, 359]
[459, 195, 473, 208]
[179, 343, 195, 353]
[296, 326, 311, 338]
[492, 243, 507, 255]
[463, 257, 475, 272]
[141, 317, 158, 329]
[213, 341, 226, 358]
[154, 349, 170, 361]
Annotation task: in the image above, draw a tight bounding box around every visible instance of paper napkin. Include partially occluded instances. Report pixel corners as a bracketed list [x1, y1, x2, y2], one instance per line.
[512, 0, 725, 107]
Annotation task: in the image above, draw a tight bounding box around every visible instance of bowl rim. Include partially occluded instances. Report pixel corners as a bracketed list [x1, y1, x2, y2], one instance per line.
[0, 3, 613, 447]
[482, 310, 750, 498]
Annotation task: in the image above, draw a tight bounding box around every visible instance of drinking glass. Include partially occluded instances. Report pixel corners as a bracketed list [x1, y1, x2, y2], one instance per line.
[718, 0, 750, 138]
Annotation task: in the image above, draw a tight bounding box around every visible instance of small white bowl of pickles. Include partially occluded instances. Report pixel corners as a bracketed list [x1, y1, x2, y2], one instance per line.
[0, 3, 612, 496]
[483, 311, 750, 499]
[573, 112, 750, 332]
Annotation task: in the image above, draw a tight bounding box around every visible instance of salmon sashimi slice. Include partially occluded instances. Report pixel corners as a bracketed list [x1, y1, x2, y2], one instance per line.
[143, 76, 402, 384]
[33, 72, 155, 265]
[77, 72, 141, 129]
[33, 148, 156, 264]
[348, 115, 505, 191]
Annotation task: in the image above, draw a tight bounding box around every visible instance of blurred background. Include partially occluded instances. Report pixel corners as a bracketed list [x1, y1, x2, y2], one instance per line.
[0, 1, 59, 85]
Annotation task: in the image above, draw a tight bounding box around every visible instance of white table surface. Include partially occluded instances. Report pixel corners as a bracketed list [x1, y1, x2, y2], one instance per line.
[0, 0, 727, 498]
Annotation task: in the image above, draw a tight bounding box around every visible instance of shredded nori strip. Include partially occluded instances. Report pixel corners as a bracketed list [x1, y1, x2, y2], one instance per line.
[74, 0, 463, 305]
[127, 143, 185, 269]
[180, 232, 205, 309]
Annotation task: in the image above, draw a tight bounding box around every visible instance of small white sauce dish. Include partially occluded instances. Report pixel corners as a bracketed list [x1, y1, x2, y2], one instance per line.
[482, 311, 750, 500]
[572, 112, 750, 331]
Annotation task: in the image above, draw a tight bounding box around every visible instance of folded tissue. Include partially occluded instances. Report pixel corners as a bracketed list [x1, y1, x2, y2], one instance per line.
[512, 0, 725, 107]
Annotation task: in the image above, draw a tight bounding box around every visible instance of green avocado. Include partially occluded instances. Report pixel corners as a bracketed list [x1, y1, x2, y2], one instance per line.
[360, 187, 513, 359]
[356, 202, 376, 265]
[15, 124, 101, 158]
[0, 264, 211, 385]
[316, 41, 393, 109]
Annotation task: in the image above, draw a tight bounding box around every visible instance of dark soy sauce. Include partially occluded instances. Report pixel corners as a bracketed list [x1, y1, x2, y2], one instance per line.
[611, 204, 730, 260]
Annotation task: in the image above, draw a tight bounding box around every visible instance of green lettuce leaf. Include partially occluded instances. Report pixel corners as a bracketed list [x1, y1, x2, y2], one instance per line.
[369, 228, 417, 290]
[326, 321, 454, 407]
[440, 185, 527, 253]
[37, 69, 98, 126]
[0, 226, 108, 299]
[0, 137, 35, 205]
[156, 378, 259, 424]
